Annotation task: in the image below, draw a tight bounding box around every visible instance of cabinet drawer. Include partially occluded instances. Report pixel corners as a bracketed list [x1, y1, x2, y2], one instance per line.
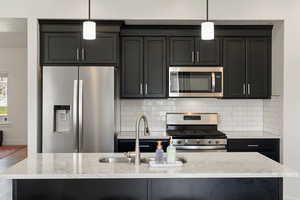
[227, 139, 279, 151]
[117, 139, 169, 152]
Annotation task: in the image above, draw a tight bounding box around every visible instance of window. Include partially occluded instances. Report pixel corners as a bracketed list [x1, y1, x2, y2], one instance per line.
[0, 73, 8, 116]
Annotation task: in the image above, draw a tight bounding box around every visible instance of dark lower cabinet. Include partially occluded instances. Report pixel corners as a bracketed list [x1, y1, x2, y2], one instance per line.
[121, 36, 167, 98]
[13, 178, 282, 200]
[117, 139, 169, 152]
[227, 139, 280, 162]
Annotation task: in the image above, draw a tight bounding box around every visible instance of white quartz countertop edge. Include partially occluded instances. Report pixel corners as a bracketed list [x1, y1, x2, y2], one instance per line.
[0, 152, 298, 179]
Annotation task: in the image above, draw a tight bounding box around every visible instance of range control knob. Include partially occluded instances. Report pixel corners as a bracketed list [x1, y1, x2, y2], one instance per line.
[177, 140, 182, 145]
[216, 140, 220, 144]
[196, 139, 201, 144]
[208, 140, 212, 144]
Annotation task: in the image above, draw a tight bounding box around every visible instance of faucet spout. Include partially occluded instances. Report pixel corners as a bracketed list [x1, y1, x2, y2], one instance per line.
[135, 114, 150, 165]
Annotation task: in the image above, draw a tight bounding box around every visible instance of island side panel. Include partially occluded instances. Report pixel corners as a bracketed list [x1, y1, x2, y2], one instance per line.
[13, 179, 148, 200]
[150, 178, 283, 200]
[13, 178, 283, 200]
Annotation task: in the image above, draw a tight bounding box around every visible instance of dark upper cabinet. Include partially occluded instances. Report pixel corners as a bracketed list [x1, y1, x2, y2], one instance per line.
[40, 22, 120, 65]
[223, 37, 271, 98]
[41, 32, 82, 64]
[82, 33, 118, 64]
[246, 38, 271, 98]
[169, 37, 221, 66]
[169, 37, 195, 65]
[121, 37, 144, 98]
[223, 38, 246, 98]
[195, 38, 221, 65]
[121, 36, 167, 98]
[144, 37, 167, 98]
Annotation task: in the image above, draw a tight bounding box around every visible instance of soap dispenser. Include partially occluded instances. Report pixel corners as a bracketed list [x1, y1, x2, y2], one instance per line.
[167, 136, 177, 163]
[155, 141, 164, 163]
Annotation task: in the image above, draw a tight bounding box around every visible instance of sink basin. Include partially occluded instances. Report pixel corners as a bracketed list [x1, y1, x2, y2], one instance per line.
[99, 156, 187, 164]
[99, 157, 135, 163]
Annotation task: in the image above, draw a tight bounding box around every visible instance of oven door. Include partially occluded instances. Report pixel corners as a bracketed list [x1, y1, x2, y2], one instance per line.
[175, 145, 227, 152]
[169, 67, 223, 97]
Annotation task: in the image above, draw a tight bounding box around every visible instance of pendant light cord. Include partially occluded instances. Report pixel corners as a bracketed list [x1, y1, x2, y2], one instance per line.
[206, 0, 209, 21]
[88, 0, 91, 20]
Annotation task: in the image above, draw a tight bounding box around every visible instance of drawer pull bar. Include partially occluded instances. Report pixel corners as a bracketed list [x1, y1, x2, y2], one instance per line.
[247, 144, 259, 147]
[139, 145, 151, 148]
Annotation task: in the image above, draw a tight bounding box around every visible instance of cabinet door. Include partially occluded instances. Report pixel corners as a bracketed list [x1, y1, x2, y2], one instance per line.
[82, 33, 118, 64]
[144, 37, 167, 98]
[223, 38, 246, 98]
[169, 37, 195, 65]
[195, 38, 221, 65]
[246, 38, 271, 98]
[41, 32, 81, 64]
[121, 37, 144, 98]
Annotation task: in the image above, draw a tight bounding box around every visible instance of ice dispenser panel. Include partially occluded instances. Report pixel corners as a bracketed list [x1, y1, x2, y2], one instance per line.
[53, 105, 71, 133]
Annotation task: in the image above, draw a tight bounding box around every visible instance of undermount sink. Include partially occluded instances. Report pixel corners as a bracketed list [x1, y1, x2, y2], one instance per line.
[99, 156, 187, 164]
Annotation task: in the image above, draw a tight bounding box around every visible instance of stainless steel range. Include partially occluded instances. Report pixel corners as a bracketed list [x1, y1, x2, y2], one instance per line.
[166, 113, 227, 152]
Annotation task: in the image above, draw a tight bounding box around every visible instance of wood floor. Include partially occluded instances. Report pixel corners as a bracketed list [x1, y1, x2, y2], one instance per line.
[0, 148, 27, 200]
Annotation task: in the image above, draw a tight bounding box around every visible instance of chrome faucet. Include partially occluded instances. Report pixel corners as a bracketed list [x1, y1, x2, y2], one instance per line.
[135, 114, 150, 165]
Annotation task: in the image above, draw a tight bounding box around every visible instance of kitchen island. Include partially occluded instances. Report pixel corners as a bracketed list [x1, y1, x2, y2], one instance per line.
[1, 152, 298, 200]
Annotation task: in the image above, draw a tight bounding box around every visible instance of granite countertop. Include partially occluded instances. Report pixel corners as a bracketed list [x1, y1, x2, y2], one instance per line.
[224, 131, 281, 139]
[117, 131, 169, 139]
[0, 152, 297, 179]
[117, 131, 280, 140]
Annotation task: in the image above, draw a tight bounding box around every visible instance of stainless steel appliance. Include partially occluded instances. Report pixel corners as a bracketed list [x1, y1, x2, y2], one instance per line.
[169, 67, 223, 97]
[166, 113, 227, 152]
[42, 66, 114, 153]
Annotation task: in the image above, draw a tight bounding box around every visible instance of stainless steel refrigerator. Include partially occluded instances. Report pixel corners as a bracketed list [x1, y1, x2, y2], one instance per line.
[42, 66, 114, 153]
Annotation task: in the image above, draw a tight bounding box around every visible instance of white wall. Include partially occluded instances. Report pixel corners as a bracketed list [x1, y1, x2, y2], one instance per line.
[0, 48, 27, 145]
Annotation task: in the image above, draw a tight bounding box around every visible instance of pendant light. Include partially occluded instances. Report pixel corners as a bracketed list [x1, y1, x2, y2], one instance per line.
[83, 0, 96, 40]
[201, 0, 214, 40]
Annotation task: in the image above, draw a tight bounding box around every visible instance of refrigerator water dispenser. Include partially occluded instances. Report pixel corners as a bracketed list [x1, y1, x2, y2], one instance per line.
[54, 105, 71, 133]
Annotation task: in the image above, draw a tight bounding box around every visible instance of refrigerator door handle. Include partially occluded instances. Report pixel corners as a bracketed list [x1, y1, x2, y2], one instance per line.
[73, 80, 78, 152]
[78, 80, 83, 152]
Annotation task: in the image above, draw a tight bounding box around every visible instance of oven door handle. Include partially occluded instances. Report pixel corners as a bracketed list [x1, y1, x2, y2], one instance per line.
[211, 72, 216, 93]
[175, 145, 226, 150]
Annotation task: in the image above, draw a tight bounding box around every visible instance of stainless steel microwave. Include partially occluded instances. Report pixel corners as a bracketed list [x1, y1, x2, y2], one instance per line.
[169, 67, 223, 97]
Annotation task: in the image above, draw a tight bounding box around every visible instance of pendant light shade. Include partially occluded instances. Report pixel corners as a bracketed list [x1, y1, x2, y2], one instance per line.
[201, 21, 214, 40]
[83, 21, 96, 40]
[83, 0, 96, 40]
[201, 0, 214, 40]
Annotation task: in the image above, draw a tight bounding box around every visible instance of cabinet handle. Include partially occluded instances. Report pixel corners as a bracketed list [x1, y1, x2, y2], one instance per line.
[196, 51, 200, 63]
[81, 48, 85, 61]
[248, 83, 251, 95]
[243, 84, 246, 95]
[192, 51, 195, 63]
[145, 83, 148, 95]
[247, 144, 259, 147]
[139, 145, 151, 148]
[76, 48, 80, 61]
[140, 83, 143, 95]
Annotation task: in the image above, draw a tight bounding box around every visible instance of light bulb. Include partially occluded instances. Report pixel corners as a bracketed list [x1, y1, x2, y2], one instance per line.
[83, 21, 96, 40]
[201, 21, 214, 40]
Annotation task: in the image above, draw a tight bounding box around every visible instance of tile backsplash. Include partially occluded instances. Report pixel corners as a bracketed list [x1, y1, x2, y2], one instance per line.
[263, 96, 282, 136]
[119, 98, 264, 132]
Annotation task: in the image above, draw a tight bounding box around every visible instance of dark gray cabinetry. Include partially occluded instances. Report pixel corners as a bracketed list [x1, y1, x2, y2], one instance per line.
[40, 21, 120, 65]
[116, 139, 169, 152]
[41, 32, 82, 64]
[223, 37, 271, 98]
[121, 37, 167, 98]
[82, 33, 118, 64]
[14, 178, 282, 200]
[227, 139, 280, 162]
[169, 37, 221, 66]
